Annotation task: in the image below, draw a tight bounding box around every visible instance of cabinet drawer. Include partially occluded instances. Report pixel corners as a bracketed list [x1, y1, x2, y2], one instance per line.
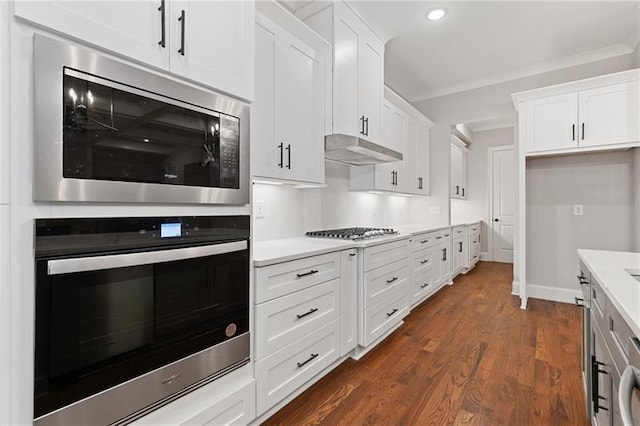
[255, 320, 339, 415]
[468, 222, 481, 236]
[363, 258, 409, 309]
[255, 252, 341, 303]
[180, 380, 256, 426]
[363, 238, 409, 272]
[411, 247, 434, 275]
[452, 226, 466, 238]
[362, 287, 408, 346]
[591, 277, 607, 330]
[410, 231, 439, 251]
[605, 301, 634, 375]
[255, 279, 340, 359]
[410, 269, 436, 306]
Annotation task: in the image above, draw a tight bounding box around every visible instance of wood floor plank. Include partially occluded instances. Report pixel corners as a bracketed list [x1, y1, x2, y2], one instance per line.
[262, 262, 590, 426]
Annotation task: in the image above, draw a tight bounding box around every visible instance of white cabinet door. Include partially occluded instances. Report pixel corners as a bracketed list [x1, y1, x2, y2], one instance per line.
[252, 18, 280, 179]
[460, 149, 467, 199]
[332, 4, 361, 138]
[14, 1, 169, 69]
[414, 122, 430, 195]
[450, 143, 460, 198]
[375, 106, 405, 192]
[579, 81, 640, 147]
[169, 1, 254, 100]
[358, 36, 384, 144]
[525, 93, 578, 153]
[340, 249, 358, 357]
[280, 31, 325, 183]
[252, 10, 326, 184]
[452, 237, 464, 276]
[404, 119, 418, 194]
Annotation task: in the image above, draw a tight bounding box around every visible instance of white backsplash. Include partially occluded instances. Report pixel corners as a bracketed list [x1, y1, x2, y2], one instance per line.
[253, 161, 445, 241]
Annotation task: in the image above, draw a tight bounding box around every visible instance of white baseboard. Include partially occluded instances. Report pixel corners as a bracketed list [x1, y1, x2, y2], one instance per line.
[526, 283, 580, 304]
[480, 251, 490, 261]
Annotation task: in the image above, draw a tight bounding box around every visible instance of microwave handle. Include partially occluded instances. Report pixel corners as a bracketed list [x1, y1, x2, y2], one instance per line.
[47, 240, 247, 275]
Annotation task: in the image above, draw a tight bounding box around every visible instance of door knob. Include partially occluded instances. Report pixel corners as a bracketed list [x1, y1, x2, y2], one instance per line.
[494, 218, 499, 222]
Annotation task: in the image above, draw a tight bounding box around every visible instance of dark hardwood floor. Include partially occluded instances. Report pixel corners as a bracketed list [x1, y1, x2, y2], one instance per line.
[262, 261, 589, 425]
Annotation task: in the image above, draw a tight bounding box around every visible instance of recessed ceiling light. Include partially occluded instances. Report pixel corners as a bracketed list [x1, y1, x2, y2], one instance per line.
[427, 8, 446, 21]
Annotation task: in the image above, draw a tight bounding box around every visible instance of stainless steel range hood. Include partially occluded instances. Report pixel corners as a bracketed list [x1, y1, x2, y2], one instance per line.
[324, 134, 402, 165]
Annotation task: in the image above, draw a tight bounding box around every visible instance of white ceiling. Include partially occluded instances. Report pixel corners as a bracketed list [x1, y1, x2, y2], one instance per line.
[360, 0, 640, 130]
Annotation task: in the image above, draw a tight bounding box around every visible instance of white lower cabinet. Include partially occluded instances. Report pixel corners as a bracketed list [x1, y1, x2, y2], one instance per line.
[359, 239, 410, 347]
[255, 320, 340, 415]
[133, 378, 255, 426]
[452, 225, 466, 278]
[341, 249, 358, 356]
[433, 231, 452, 287]
[408, 228, 450, 308]
[467, 222, 481, 271]
[255, 279, 340, 359]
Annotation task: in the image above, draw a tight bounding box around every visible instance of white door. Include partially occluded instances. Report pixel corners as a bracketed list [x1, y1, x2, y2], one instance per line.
[525, 93, 578, 153]
[579, 81, 640, 147]
[169, 1, 254, 100]
[490, 147, 515, 263]
[14, 2, 169, 69]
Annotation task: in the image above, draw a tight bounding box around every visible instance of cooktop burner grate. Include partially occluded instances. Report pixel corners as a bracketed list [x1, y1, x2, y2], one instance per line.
[305, 227, 397, 240]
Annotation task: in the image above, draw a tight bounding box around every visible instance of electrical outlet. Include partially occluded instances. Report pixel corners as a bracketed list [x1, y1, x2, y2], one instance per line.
[255, 200, 265, 219]
[573, 204, 583, 216]
[428, 206, 441, 215]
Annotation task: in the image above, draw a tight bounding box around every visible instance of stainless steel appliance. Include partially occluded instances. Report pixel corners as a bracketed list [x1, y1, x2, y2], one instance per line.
[620, 337, 640, 425]
[305, 227, 398, 240]
[324, 134, 402, 165]
[34, 34, 249, 204]
[34, 216, 250, 425]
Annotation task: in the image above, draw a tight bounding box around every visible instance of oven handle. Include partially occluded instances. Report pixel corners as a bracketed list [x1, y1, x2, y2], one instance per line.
[47, 240, 248, 275]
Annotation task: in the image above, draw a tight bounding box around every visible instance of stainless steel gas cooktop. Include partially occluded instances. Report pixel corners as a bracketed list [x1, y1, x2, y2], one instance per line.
[305, 227, 398, 240]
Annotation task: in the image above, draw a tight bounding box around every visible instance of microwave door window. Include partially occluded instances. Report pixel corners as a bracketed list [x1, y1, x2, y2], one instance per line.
[62, 73, 240, 189]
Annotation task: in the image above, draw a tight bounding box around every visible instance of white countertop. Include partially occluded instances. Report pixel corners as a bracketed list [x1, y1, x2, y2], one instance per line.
[253, 233, 412, 267]
[578, 249, 640, 337]
[394, 224, 450, 236]
[451, 220, 482, 227]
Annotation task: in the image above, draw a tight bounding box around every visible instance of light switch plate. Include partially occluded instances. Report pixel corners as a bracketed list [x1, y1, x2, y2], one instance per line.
[255, 200, 265, 219]
[573, 204, 583, 216]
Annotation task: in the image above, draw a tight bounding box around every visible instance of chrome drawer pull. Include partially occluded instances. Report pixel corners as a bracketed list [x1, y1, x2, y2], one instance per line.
[296, 269, 319, 278]
[296, 308, 319, 319]
[386, 277, 399, 284]
[296, 353, 319, 368]
[386, 308, 399, 317]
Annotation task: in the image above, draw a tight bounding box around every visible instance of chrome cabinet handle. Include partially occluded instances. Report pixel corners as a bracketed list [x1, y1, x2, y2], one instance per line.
[178, 10, 186, 56]
[158, 1, 166, 48]
[297, 353, 318, 368]
[296, 308, 318, 319]
[296, 269, 318, 278]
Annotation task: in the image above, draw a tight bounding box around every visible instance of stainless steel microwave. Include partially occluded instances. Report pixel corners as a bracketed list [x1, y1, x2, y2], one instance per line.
[34, 35, 249, 204]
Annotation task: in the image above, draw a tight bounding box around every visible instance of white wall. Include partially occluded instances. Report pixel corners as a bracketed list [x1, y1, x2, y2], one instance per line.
[526, 151, 636, 294]
[450, 127, 513, 254]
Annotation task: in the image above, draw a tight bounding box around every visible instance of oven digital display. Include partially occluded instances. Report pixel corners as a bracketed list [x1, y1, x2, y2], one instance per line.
[160, 223, 181, 238]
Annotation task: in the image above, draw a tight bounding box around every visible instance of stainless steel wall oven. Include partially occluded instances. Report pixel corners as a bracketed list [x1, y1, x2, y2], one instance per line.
[34, 34, 249, 204]
[34, 216, 250, 425]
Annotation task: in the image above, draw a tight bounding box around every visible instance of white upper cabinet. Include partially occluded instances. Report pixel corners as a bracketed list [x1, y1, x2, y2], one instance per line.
[14, 0, 255, 101]
[350, 87, 433, 195]
[252, 2, 327, 184]
[578, 81, 639, 147]
[301, 2, 385, 146]
[525, 93, 578, 153]
[169, 1, 254, 100]
[513, 69, 640, 155]
[450, 138, 467, 200]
